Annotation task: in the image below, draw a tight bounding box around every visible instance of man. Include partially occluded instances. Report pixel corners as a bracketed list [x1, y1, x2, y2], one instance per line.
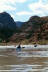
[16, 44, 21, 51]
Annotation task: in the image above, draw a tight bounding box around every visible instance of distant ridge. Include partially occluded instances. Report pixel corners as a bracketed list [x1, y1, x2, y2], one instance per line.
[16, 21, 24, 27]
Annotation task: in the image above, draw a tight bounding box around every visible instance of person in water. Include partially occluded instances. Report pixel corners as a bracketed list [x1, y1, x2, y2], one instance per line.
[16, 44, 21, 51]
[34, 44, 37, 47]
[34, 42, 37, 47]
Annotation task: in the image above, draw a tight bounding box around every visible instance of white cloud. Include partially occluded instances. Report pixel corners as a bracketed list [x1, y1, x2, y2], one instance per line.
[16, 11, 32, 16]
[15, 0, 27, 3]
[0, 5, 16, 13]
[28, 0, 48, 16]
[0, 0, 27, 4]
[0, 0, 16, 13]
[0, 0, 27, 13]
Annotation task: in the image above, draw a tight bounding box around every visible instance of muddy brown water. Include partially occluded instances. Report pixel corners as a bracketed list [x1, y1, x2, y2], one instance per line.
[0, 47, 48, 72]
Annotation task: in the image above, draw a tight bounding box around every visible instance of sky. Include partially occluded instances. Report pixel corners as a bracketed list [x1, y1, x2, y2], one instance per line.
[0, 0, 48, 22]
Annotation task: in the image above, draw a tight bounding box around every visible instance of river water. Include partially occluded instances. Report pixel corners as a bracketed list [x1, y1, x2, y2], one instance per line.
[0, 46, 48, 72]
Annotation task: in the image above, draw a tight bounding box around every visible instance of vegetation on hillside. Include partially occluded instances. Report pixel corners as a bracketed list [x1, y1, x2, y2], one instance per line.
[0, 12, 48, 44]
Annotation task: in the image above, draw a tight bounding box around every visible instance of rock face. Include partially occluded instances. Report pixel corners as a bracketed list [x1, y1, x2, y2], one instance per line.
[21, 16, 42, 32]
[15, 16, 48, 44]
[0, 12, 17, 42]
[0, 12, 48, 44]
[0, 12, 16, 30]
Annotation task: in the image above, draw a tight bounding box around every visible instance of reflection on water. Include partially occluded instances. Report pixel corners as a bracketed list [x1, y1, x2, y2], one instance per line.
[0, 47, 48, 72]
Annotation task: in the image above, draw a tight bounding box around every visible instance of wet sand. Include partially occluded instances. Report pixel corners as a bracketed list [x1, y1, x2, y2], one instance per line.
[0, 47, 48, 72]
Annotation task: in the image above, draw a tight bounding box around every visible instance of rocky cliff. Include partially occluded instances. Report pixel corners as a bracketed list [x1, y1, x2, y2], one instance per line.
[0, 12, 48, 44]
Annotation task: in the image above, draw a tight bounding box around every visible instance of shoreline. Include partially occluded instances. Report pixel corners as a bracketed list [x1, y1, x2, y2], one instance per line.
[0, 42, 48, 46]
[0, 45, 48, 49]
